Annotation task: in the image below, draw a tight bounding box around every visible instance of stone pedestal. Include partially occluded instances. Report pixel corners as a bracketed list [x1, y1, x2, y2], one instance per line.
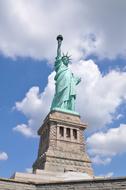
[32, 110, 93, 176]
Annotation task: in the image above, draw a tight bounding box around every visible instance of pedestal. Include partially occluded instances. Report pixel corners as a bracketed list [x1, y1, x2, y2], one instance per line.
[33, 110, 93, 176]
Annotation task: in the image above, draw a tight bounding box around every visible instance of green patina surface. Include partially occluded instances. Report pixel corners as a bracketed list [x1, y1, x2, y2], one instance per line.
[51, 35, 81, 115]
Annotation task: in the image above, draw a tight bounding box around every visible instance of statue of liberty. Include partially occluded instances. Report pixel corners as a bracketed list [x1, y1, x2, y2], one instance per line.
[51, 35, 81, 114]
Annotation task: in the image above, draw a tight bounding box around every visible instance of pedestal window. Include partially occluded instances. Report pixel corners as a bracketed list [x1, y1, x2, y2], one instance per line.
[73, 129, 77, 139]
[66, 128, 70, 138]
[59, 126, 64, 137]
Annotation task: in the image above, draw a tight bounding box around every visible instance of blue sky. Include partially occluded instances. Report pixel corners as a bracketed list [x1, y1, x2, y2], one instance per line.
[0, 0, 126, 178]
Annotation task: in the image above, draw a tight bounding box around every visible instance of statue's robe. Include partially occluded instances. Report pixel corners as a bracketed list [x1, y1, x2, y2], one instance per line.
[51, 57, 77, 110]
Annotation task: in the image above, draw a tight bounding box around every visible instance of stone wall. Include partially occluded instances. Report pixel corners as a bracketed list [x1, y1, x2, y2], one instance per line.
[0, 178, 36, 190]
[37, 178, 126, 190]
[1, 177, 126, 190]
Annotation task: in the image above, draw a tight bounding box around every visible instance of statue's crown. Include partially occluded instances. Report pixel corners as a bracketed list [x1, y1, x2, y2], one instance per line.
[62, 53, 71, 61]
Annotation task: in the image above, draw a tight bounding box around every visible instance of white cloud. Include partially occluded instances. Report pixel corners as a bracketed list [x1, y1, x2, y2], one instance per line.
[14, 60, 126, 137]
[0, 152, 8, 160]
[116, 114, 123, 120]
[26, 168, 32, 173]
[13, 72, 55, 137]
[72, 60, 126, 129]
[99, 172, 114, 178]
[87, 124, 126, 164]
[0, 0, 126, 60]
[91, 155, 111, 165]
[13, 124, 37, 138]
[105, 172, 114, 178]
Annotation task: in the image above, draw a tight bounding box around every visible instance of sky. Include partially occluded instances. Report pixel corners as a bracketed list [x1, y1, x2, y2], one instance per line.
[0, 0, 126, 178]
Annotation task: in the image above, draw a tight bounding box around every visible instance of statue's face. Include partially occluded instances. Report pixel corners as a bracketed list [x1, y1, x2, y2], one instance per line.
[62, 56, 69, 66]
